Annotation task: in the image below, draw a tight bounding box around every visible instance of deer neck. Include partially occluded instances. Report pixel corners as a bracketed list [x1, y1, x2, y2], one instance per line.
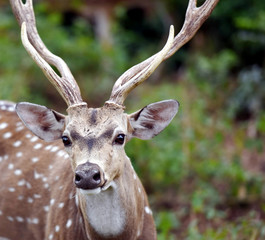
[77, 158, 145, 240]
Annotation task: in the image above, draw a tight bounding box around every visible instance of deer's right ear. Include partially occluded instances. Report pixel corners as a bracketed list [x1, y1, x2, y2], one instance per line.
[16, 102, 65, 142]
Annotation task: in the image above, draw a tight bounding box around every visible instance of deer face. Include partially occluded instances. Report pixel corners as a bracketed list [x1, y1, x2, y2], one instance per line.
[16, 100, 179, 194]
[64, 105, 129, 193]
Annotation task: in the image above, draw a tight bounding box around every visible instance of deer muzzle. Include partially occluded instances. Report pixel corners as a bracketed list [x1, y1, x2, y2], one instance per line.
[75, 162, 105, 191]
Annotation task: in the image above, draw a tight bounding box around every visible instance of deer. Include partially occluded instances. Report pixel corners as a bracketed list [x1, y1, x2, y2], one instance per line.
[0, 0, 218, 239]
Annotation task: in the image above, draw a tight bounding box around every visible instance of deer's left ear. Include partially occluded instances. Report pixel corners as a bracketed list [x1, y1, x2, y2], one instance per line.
[128, 99, 179, 140]
[16, 102, 65, 142]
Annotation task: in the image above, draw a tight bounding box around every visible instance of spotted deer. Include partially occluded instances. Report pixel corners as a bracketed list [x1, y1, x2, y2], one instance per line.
[0, 0, 218, 239]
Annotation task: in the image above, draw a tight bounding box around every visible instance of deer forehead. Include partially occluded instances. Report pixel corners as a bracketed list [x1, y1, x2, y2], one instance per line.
[65, 106, 128, 145]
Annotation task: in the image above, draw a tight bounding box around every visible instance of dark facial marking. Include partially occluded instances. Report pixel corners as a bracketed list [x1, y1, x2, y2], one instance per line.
[70, 126, 117, 152]
[90, 109, 98, 125]
[87, 138, 96, 152]
[100, 128, 114, 140]
[70, 130, 83, 141]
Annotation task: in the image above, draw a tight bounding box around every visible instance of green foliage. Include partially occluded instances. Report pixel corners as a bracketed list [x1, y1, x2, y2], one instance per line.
[126, 82, 265, 239]
[188, 49, 238, 95]
[186, 212, 265, 240]
[1, 0, 265, 239]
[228, 66, 265, 119]
[156, 211, 179, 240]
[235, 10, 265, 32]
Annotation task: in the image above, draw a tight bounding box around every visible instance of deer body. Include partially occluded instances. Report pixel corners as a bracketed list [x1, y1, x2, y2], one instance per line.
[1, 0, 218, 239]
[0, 102, 86, 240]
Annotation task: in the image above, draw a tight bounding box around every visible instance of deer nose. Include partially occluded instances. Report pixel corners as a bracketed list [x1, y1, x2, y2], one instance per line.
[75, 162, 104, 190]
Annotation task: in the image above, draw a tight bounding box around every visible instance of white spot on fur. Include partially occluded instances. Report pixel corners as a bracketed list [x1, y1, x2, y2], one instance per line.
[45, 145, 52, 150]
[137, 229, 141, 237]
[50, 199, 55, 206]
[13, 141, 22, 147]
[0, 122, 8, 130]
[7, 216, 14, 222]
[16, 152, 23, 158]
[44, 206, 49, 212]
[57, 150, 65, 157]
[32, 157, 39, 163]
[14, 169, 22, 175]
[15, 122, 24, 131]
[0, 237, 11, 240]
[32, 218, 39, 224]
[144, 206, 152, 215]
[16, 126, 24, 132]
[7, 105, 15, 112]
[75, 195, 79, 207]
[8, 188, 15, 192]
[8, 164, 14, 170]
[16, 122, 23, 127]
[18, 195, 24, 201]
[58, 202, 64, 208]
[69, 192, 74, 199]
[51, 146, 59, 152]
[30, 136, 38, 142]
[55, 225, 60, 232]
[34, 170, 43, 179]
[16, 216, 24, 222]
[48, 234, 53, 240]
[34, 194, 41, 199]
[34, 143, 42, 149]
[66, 219, 72, 228]
[27, 197, 34, 203]
[26, 133, 32, 138]
[17, 179, 26, 186]
[26, 182, 32, 189]
[27, 218, 39, 224]
[3, 132, 12, 139]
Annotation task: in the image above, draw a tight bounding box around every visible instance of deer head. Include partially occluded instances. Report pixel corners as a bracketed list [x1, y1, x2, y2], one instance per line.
[8, 0, 219, 238]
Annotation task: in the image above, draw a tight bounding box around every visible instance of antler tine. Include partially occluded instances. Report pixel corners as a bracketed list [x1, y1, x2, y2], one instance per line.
[107, 25, 175, 106]
[108, 0, 219, 106]
[10, 0, 84, 107]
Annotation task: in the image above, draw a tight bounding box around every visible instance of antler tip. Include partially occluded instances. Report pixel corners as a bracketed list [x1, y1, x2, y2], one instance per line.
[169, 25, 175, 39]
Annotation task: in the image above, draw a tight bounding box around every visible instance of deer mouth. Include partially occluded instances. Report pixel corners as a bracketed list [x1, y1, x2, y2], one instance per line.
[79, 180, 115, 195]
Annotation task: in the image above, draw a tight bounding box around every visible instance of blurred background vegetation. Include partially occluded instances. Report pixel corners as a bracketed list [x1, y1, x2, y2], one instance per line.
[0, 0, 265, 239]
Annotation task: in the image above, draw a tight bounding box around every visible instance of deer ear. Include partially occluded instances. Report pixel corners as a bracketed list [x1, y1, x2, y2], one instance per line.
[128, 99, 179, 140]
[16, 102, 65, 142]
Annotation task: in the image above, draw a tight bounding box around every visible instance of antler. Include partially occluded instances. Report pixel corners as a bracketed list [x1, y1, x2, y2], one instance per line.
[10, 0, 84, 107]
[107, 0, 219, 106]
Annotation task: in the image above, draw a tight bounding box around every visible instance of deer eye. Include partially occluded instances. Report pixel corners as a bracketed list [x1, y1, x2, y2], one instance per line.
[62, 136, 72, 147]
[114, 134, 125, 145]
